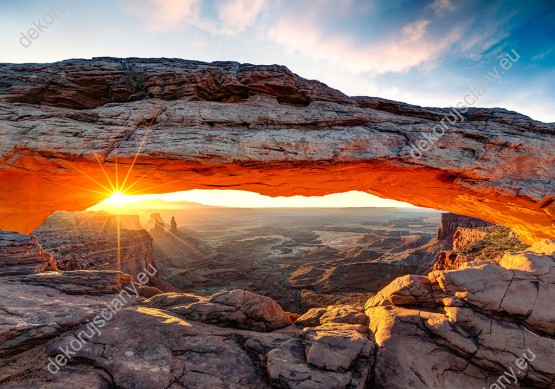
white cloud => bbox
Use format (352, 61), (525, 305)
(429, 0), (457, 16)
(123, 0), (265, 35)
(216, 0), (266, 35)
(267, 17), (463, 75)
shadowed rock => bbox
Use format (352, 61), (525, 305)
(0, 231), (57, 276)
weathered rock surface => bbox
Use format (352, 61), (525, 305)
(365, 239), (555, 388)
(0, 271), (137, 358)
(247, 319), (374, 388)
(10, 270), (133, 295)
(0, 231), (57, 275)
(142, 291), (202, 308)
(2, 228), (555, 388)
(1, 58), (554, 243)
(168, 289), (293, 331)
(296, 304), (368, 327)
(300, 321), (373, 374)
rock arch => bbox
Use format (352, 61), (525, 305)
(1, 58), (554, 242)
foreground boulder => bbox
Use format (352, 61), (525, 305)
(149, 289), (293, 331)
(365, 239), (555, 388)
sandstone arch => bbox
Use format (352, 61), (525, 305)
(1, 58), (554, 242)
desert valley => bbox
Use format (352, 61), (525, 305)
(35, 206), (446, 312)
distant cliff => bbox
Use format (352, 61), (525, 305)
(74, 213), (142, 230)
(35, 211), (155, 281)
(437, 213), (494, 246)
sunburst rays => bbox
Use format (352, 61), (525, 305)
(61, 115), (205, 274)
(65, 122), (161, 273)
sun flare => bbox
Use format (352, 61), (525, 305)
(106, 192), (129, 206)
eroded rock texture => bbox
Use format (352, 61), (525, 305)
(0, 230), (57, 275)
(0, 58), (554, 242)
(437, 212), (494, 245)
(366, 239), (555, 388)
(1, 229), (555, 388)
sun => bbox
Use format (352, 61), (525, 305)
(106, 192), (129, 206)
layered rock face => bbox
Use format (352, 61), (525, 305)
(34, 211), (156, 280)
(0, 230), (57, 275)
(437, 212), (494, 245)
(366, 240), (555, 388)
(0, 231), (140, 359)
(1, 58), (555, 242)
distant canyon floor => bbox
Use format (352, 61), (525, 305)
(35, 207), (444, 312)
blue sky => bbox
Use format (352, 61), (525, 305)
(1, 0), (554, 208)
(1, 0), (554, 122)
(0, 0), (555, 122)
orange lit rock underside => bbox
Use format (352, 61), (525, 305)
(0, 58), (554, 241)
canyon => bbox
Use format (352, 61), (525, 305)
(34, 206), (444, 312)
(1, 221), (554, 388)
(1, 58), (554, 388)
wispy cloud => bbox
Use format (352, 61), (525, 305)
(122, 0), (204, 32)
(267, 16), (463, 75)
(428, 0), (457, 16)
(122, 0), (265, 35)
(532, 49), (553, 61)
(216, 0), (266, 35)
